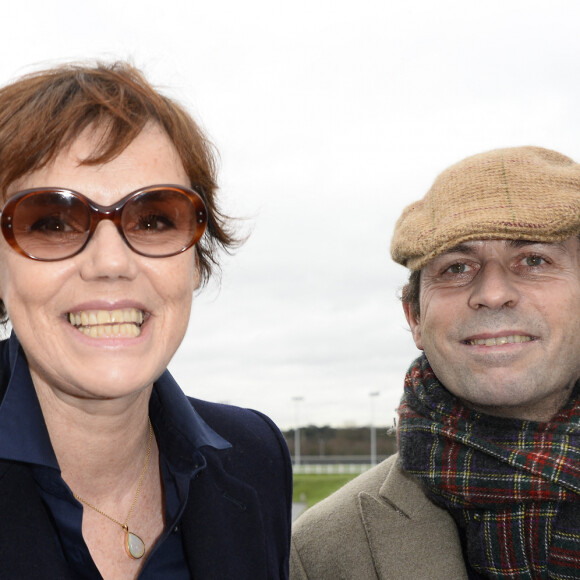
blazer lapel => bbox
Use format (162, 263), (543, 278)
(181, 459), (268, 579)
(0, 461), (73, 579)
(358, 458), (468, 580)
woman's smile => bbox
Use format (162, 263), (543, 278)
(68, 308), (145, 338)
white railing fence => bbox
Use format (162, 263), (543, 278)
(292, 463), (371, 475)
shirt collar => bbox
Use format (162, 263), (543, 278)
(149, 368), (231, 453)
(0, 332), (230, 471)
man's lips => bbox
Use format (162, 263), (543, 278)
(462, 334), (536, 346)
(67, 308), (145, 339)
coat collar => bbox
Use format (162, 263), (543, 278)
(358, 455), (468, 580)
(181, 447), (268, 579)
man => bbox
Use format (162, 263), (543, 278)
(291, 146), (580, 579)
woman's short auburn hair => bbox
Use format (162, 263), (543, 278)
(0, 60), (236, 319)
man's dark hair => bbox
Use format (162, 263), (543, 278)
(402, 270), (421, 320)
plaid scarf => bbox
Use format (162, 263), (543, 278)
(397, 355), (580, 580)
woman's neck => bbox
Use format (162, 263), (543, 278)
(33, 380), (154, 500)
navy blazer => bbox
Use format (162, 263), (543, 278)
(0, 397), (292, 579)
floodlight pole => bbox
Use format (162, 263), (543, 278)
(292, 396), (304, 466)
(369, 391), (380, 466)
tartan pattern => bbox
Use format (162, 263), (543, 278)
(397, 355), (580, 579)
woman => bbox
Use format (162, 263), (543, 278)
(0, 62), (292, 579)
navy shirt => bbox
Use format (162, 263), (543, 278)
(0, 332), (231, 579)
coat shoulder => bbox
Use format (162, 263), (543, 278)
(189, 397), (285, 447)
(187, 397), (292, 496)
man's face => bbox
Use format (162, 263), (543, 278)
(403, 238), (580, 421)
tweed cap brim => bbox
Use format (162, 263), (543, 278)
(390, 146), (580, 271)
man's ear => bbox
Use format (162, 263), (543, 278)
(402, 301), (424, 351)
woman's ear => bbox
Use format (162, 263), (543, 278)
(193, 252), (202, 291)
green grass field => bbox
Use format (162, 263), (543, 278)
(293, 473), (359, 508)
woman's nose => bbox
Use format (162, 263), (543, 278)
(78, 221), (139, 281)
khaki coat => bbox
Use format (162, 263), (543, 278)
(291, 454), (468, 579)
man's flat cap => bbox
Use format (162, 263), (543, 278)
(391, 146), (580, 270)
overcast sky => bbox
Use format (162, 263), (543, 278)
(2, 1), (580, 429)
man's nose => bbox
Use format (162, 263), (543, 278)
(467, 261), (519, 310)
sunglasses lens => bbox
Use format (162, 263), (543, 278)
(9, 191), (90, 260)
(122, 188), (206, 257)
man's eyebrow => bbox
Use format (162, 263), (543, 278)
(442, 240), (557, 256)
(441, 243), (477, 256)
(506, 239), (543, 248)
(504, 239), (570, 252)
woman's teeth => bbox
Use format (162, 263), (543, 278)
(68, 308), (144, 338)
(468, 335), (533, 346)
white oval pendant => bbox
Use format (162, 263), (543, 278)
(125, 530), (146, 559)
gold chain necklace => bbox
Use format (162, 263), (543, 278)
(73, 418), (153, 560)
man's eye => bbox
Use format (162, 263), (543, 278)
(524, 255), (545, 267)
(446, 263), (468, 274)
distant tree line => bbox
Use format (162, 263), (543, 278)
(283, 425), (397, 457)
